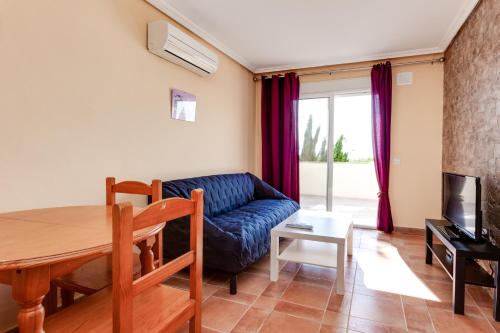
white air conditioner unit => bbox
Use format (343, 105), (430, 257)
(147, 20), (218, 76)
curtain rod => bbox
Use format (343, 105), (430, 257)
(253, 57), (445, 81)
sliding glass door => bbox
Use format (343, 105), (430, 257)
(332, 93), (377, 227)
(298, 81), (377, 227)
(298, 97), (332, 211)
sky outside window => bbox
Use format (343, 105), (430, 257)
(298, 94), (372, 161)
(334, 94), (372, 160)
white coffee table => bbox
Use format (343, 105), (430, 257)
(270, 210), (353, 294)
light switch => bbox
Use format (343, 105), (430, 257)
(393, 158), (401, 165)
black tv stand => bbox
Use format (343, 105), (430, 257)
(426, 219), (500, 321)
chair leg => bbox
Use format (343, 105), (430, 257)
(189, 314), (201, 333)
(60, 289), (75, 308)
(152, 232), (163, 268)
(229, 274), (237, 295)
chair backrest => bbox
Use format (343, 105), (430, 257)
(106, 177), (162, 206)
(112, 189), (204, 333)
(107, 177), (164, 272)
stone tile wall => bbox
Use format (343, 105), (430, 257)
(443, 0), (500, 241)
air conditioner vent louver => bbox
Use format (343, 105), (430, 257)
(148, 20), (218, 76)
(164, 50), (211, 75)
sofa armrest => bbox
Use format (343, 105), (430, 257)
(247, 173), (293, 201)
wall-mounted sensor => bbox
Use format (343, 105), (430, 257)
(397, 72), (413, 86)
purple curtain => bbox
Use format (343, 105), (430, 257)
(261, 72), (300, 203)
(371, 62), (393, 233)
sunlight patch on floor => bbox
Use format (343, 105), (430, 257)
(356, 243), (440, 302)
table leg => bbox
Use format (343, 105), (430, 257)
(270, 232), (279, 282)
(453, 256), (465, 315)
(347, 225), (353, 256)
(11, 266), (50, 333)
(336, 240), (345, 295)
(138, 236), (156, 275)
(426, 225), (433, 265)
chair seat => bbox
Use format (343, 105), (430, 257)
(45, 284), (194, 332)
(53, 253), (141, 295)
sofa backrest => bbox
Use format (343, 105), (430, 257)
(161, 173), (255, 218)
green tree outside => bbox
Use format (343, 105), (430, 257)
(300, 115), (321, 161)
(317, 138), (327, 162)
(300, 115), (350, 163)
(333, 135), (349, 162)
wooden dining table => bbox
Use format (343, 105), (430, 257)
(0, 205), (164, 333)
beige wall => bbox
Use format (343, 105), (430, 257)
(255, 54), (444, 229)
(390, 56), (443, 229)
(0, 0), (254, 330)
(0, 0), (255, 211)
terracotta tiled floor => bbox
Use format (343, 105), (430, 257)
(171, 229), (498, 333)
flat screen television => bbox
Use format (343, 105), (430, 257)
(442, 172), (482, 241)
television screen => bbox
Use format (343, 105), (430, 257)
(442, 173), (480, 239)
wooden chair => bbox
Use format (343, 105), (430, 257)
(49, 177), (163, 310)
(45, 189), (204, 333)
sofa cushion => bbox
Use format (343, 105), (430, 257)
(210, 199), (299, 268)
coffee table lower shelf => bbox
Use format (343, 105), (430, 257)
(270, 210), (353, 295)
(277, 239), (338, 268)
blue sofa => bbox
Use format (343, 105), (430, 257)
(161, 173), (299, 293)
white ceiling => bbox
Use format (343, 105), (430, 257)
(147, 0), (478, 73)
